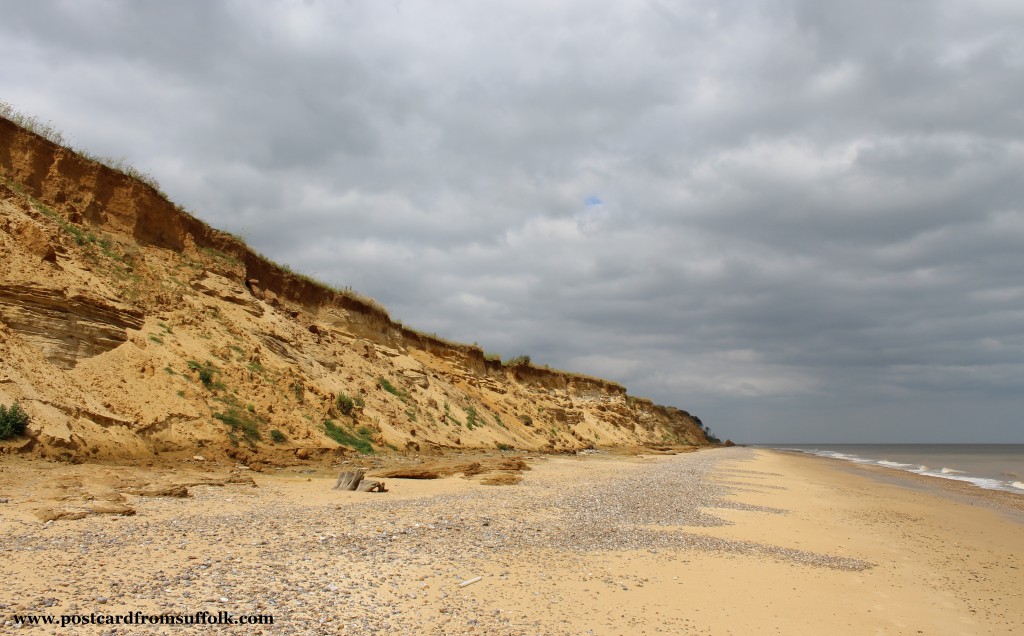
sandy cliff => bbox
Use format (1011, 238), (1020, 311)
(0, 116), (711, 463)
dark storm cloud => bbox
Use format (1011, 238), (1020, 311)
(2, 0), (1023, 441)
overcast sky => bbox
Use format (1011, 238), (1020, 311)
(3, 0), (1023, 443)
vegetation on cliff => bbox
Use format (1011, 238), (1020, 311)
(0, 402), (30, 440)
(0, 105), (713, 461)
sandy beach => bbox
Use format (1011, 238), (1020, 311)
(2, 447), (1022, 635)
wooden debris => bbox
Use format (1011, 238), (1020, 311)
(333, 469), (365, 491)
(333, 469), (387, 493)
(371, 457), (531, 481)
(356, 480), (387, 493)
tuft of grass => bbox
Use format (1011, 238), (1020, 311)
(78, 150), (163, 191)
(443, 400), (461, 427)
(0, 101), (68, 145)
(519, 414), (534, 427)
(270, 429), (286, 443)
(147, 334), (164, 345)
(213, 406), (263, 442)
(96, 234), (120, 261)
(465, 406), (481, 430)
(323, 419), (375, 454)
(378, 377), (409, 403)
(187, 360), (219, 389)
(0, 402), (31, 439)
(336, 392), (355, 416)
(21, 193), (91, 246)
(505, 355), (531, 367)
(496, 442), (514, 451)
(199, 246), (240, 266)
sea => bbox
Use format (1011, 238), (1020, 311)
(761, 444), (1024, 494)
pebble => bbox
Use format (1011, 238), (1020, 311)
(0, 448), (869, 635)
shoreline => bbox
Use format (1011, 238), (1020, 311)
(768, 447), (1024, 518)
(2, 447), (1023, 634)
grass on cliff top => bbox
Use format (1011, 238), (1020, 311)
(268, 258), (390, 316)
(2, 101), (389, 318)
(1, 100), (162, 192)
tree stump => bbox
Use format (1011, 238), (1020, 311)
(333, 469), (365, 491)
(334, 469), (387, 492)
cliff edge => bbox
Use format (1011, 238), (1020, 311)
(0, 116), (712, 463)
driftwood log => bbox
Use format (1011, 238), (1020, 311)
(355, 480), (387, 492)
(333, 469), (387, 493)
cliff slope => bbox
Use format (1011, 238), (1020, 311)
(0, 116), (711, 463)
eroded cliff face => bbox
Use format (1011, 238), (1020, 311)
(0, 117), (711, 462)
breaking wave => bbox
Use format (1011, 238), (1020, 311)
(779, 447), (1024, 494)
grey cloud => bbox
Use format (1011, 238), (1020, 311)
(3, 0), (1023, 442)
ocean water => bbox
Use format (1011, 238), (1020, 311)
(764, 444), (1024, 494)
